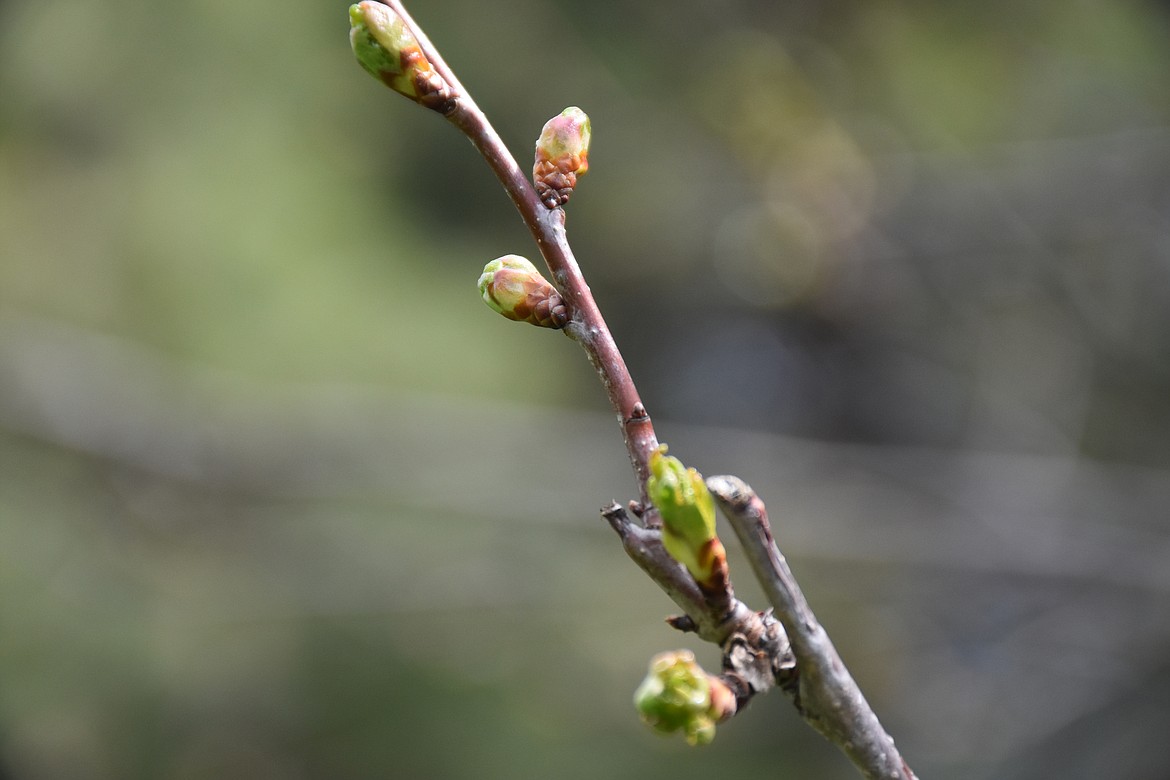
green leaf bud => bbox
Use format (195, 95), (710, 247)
(633, 650), (718, 746)
(646, 445), (725, 587)
(534, 107), (592, 208)
(349, 2), (456, 114)
(478, 255), (568, 329)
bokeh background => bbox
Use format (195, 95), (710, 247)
(3, 0), (1170, 777)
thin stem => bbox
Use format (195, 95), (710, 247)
(602, 503), (756, 645)
(383, 0), (659, 502)
(708, 475), (918, 780)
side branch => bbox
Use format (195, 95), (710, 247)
(707, 475), (917, 780)
(602, 502), (754, 645)
(381, 0), (659, 499)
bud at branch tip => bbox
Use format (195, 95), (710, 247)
(646, 445), (725, 588)
(349, 2), (456, 114)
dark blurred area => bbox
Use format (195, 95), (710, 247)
(2, 0), (1169, 777)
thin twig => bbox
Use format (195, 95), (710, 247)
(708, 475), (918, 780)
(383, 0), (660, 503)
(602, 502), (756, 645)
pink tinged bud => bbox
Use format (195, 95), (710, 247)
(534, 107), (592, 209)
(478, 255), (568, 329)
(349, 2), (456, 114)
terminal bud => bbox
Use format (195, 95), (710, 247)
(646, 445), (726, 589)
(349, 2), (456, 114)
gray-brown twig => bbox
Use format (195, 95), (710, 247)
(709, 475), (917, 780)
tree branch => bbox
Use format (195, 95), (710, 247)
(352, 3), (917, 776)
(381, 0), (660, 503)
(708, 475), (917, 780)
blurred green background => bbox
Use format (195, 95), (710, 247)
(3, 0), (1170, 777)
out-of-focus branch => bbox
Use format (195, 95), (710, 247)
(708, 475), (917, 780)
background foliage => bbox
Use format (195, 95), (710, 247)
(2, 0), (1170, 777)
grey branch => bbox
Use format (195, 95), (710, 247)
(602, 502), (755, 646)
(708, 475), (918, 780)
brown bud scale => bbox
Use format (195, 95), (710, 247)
(534, 157), (584, 208)
(516, 289), (568, 329)
(403, 50), (456, 114)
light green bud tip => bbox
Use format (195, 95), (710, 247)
(349, 0), (457, 114)
(478, 255), (537, 317)
(633, 650), (717, 746)
(349, 2), (415, 92)
(646, 445), (718, 582)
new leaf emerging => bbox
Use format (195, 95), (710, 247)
(646, 445), (724, 587)
(633, 650), (719, 745)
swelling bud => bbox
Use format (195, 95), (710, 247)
(534, 107), (591, 208)
(633, 650), (720, 745)
(478, 255), (568, 329)
(349, 2), (456, 113)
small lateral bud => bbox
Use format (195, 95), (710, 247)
(534, 107), (592, 209)
(646, 445), (725, 588)
(478, 255), (568, 329)
(633, 650), (720, 746)
(666, 614), (698, 633)
(349, 2), (456, 114)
